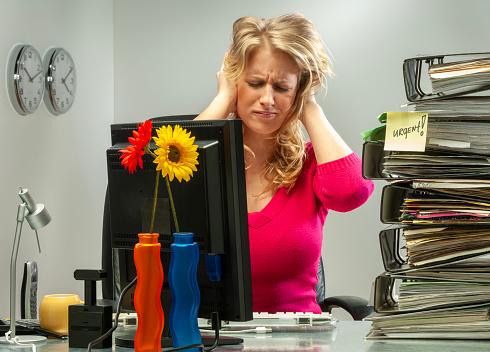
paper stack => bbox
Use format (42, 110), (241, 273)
(362, 52), (490, 340)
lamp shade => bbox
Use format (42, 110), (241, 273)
(25, 204), (51, 230)
(18, 188), (51, 230)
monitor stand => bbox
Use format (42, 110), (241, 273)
(115, 333), (243, 348)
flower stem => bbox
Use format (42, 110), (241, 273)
(144, 145), (158, 160)
(165, 175), (180, 233)
(150, 171), (160, 234)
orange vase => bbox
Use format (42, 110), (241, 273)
(134, 233), (164, 352)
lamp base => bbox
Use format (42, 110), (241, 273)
(0, 335), (47, 344)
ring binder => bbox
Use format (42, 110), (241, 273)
(379, 226), (490, 273)
(403, 52), (490, 103)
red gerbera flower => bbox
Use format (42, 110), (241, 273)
(119, 120), (153, 173)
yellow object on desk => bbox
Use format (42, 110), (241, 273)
(39, 294), (83, 335)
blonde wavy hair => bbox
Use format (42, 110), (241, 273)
(224, 13), (333, 193)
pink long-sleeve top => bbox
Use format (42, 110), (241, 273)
(248, 142), (374, 313)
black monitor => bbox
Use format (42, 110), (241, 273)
(105, 117), (252, 345)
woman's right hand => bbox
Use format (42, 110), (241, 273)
(195, 54), (237, 121)
(216, 56), (238, 116)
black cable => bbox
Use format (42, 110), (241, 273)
(200, 255), (222, 351)
(202, 315), (220, 351)
(203, 327), (219, 352)
(203, 280), (221, 351)
(86, 275), (137, 352)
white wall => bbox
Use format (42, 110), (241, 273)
(114, 0), (490, 318)
(0, 0), (114, 318)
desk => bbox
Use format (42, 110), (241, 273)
(1, 322), (489, 352)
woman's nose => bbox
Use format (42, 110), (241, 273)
(259, 85), (274, 107)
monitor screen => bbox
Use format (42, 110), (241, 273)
(105, 118), (253, 332)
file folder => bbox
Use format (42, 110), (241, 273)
(362, 141), (490, 180)
(373, 273), (490, 314)
(403, 52), (490, 103)
(379, 226), (490, 273)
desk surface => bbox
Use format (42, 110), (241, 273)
(1, 321), (490, 352)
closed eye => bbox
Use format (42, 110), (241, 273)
(247, 81), (263, 88)
(274, 85), (290, 92)
(247, 81), (292, 92)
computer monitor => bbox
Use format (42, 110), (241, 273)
(105, 117), (253, 343)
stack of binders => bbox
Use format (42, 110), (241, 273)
(362, 52), (490, 340)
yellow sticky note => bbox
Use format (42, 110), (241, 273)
(384, 112), (428, 151)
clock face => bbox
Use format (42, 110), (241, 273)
(44, 48), (77, 115)
(7, 45), (45, 115)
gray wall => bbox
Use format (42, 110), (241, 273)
(1, 0), (489, 321)
(0, 0), (113, 318)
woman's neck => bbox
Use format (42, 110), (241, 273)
(243, 127), (275, 165)
(243, 127), (277, 212)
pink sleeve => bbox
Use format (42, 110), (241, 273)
(313, 153), (374, 212)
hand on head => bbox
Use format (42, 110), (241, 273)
(195, 53), (238, 121)
(300, 89), (319, 125)
(216, 53), (238, 117)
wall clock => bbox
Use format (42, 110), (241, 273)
(44, 48), (77, 115)
(7, 44), (45, 115)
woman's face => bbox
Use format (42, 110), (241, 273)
(236, 45), (299, 138)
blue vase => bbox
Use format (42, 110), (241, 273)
(169, 232), (201, 351)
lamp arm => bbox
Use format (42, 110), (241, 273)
(34, 231), (42, 254)
(10, 203), (26, 338)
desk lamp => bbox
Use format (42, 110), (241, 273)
(0, 188), (51, 344)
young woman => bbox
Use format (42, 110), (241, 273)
(196, 13), (374, 313)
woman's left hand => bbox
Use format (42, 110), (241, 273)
(300, 90), (319, 126)
(300, 91), (353, 164)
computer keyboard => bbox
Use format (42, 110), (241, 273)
(199, 312), (337, 333)
(14, 318), (41, 327)
(0, 318), (68, 339)
(0, 318), (37, 333)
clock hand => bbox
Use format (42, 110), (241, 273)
(61, 67), (74, 94)
(23, 67), (33, 82)
(30, 69), (43, 81)
(63, 67), (73, 82)
(63, 80), (72, 95)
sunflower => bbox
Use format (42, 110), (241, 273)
(153, 125), (199, 182)
(119, 120), (153, 173)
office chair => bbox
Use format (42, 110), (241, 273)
(315, 257), (373, 320)
(101, 114), (373, 321)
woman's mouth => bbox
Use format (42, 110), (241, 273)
(254, 110), (277, 119)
